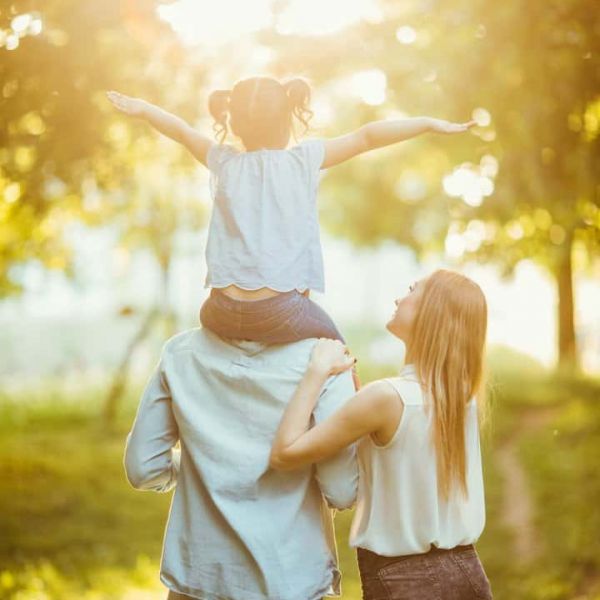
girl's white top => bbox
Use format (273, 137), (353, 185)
(205, 140), (326, 293)
(349, 364), (486, 556)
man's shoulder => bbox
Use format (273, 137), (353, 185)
(261, 337), (317, 360)
(162, 327), (215, 356)
(161, 328), (318, 363)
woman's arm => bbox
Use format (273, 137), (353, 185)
(106, 91), (213, 166)
(321, 116), (476, 169)
(269, 340), (400, 471)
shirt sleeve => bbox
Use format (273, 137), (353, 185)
(299, 138), (326, 172)
(123, 353), (180, 493)
(206, 143), (239, 173)
(311, 370), (359, 510)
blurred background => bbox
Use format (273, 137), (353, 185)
(1, 0), (599, 598)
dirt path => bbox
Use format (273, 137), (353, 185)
(495, 407), (557, 564)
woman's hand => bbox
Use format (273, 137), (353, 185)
(428, 118), (476, 134)
(308, 339), (356, 377)
(106, 90), (147, 118)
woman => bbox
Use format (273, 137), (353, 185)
(270, 269), (493, 599)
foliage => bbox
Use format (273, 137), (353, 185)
(0, 0), (208, 296)
(2, 0), (598, 365)
(1, 351), (599, 599)
(265, 0), (600, 366)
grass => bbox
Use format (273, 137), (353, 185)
(514, 378), (600, 599)
(1, 349), (599, 599)
(0, 386), (170, 599)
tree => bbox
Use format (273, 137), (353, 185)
(262, 0), (599, 369)
(102, 142), (207, 425)
(0, 0), (208, 294)
(2, 0), (213, 419)
(434, 0), (600, 369)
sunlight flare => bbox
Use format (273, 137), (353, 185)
(158, 0), (382, 45)
(157, 0), (272, 46)
(350, 69), (387, 106)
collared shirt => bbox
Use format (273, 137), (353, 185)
(205, 140), (326, 293)
(124, 328), (358, 600)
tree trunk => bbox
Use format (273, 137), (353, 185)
(103, 308), (158, 427)
(158, 251), (177, 339)
(556, 232), (578, 371)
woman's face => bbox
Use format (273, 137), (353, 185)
(386, 279), (425, 342)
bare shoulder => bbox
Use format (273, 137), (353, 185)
(359, 379), (402, 411)
(366, 378), (399, 394)
(360, 379), (404, 445)
(327, 378), (402, 439)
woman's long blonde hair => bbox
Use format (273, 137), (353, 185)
(407, 270), (488, 501)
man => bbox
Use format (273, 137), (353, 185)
(124, 327), (358, 600)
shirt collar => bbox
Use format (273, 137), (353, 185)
(205, 329), (268, 357)
(401, 363), (416, 375)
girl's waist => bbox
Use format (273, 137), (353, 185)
(213, 284), (309, 301)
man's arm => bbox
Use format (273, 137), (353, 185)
(309, 370), (360, 510)
(321, 116), (476, 169)
(124, 356), (180, 492)
(106, 91), (213, 166)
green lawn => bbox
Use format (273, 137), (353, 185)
(1, 351), (599, 599)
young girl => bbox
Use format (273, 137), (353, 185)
(270, 269), (493, 600)
(107, 78), (474, 377)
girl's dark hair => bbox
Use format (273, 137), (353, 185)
(207, 76), (314, 147)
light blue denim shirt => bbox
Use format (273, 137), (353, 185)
(124, 328), (358, 600)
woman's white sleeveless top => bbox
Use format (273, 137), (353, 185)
(349, 364), (486, 556)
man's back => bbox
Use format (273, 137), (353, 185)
(124, 328), (358, 600)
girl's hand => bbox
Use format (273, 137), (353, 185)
(428, 118), (476, 134)
(308, 339), (356, 377)
(106, 90), (146, 118)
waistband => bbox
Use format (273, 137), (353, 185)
(425, 543), (474, 555)
(210, 287), (303, 312)
(358, 543), (475, 562)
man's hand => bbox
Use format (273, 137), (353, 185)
(309, 339), (356, 377)
(106, 90), (147, 118)
(428, 118), (477, 134)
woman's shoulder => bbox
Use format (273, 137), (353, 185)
(347, 380), (402, 421)
(360, 379), (410, 414)
(364, 379), (402, 400)
(379, 371), (424, 407)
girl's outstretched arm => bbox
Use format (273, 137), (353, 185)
(106, 91), (213, 166)
(321, 116), (476, 169)
(269, 339), (401, 471)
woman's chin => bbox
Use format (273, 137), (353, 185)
(386, 321), (405, 341)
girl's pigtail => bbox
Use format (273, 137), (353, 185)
(208, 89), (231, 143)
(283, 78), (313, 134)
